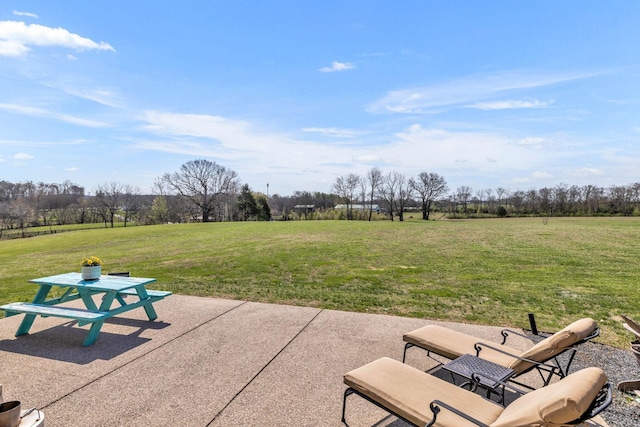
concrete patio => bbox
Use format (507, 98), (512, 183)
(0, 295), (609, 426)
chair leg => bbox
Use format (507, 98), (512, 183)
(402, 343), (414, 363)
(342, 388), (354, 425)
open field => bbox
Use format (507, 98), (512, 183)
(1, 217), (639, 347)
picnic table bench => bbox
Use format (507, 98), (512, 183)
(0, 272), (171, 346)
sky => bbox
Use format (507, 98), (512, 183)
(1, 1), (639, 197)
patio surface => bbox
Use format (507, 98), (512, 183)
(0, 295), (609, 426)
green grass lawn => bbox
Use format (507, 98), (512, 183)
(1, 217), (639, 347)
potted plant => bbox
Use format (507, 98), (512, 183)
(81, 256), (103, 280)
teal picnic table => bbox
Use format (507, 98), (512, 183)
(0, 272), (171, 346)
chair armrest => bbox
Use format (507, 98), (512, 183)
(469, 372), (529, 397)
(500, 326), (600, 346)
(500, 328), (547, 345)
(474, 342), (561, 374)
(570, 383), (612, 424)
(583, 327), (600, 342)
(425, 400), (490, 427)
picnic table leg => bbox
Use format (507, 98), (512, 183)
(134, 286), (158, 321)
(15, 284), (52, 336)
(81, 291), (118, 346)
(77, 290), (101, 327)
(83, 322), (104, 346)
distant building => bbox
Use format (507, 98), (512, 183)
(334, 204), (381, 214)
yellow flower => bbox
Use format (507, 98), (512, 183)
(81, 256), (104, 267)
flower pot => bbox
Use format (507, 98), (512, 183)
(81, 266), (102, 280)
(0, 400), (20, 427)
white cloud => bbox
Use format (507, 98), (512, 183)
(302, 127), (364, 138)
(0, 102), (108, 127)
(368, 70), (599, 114)
(13, 11), (39, 19)
(137, 111), (378, 189)
(13, 152), (33, 160)
(136, 111), (606, 194)
(0, 39), (29, 56)
(0, 138), (91, 147)
(65, 167), (79, 172)
(353, 154), (382, 163)
(139, 111), (331, 161)
(566, 167), (604, 178)
(0, 21), (116, 57)
(515, 136), (547, 147)
(319, 61), (356, 73)
(469, 100), (551, 110)
(61, 86), (125, 108)
(388, 124), (539, 170)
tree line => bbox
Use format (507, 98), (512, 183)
(2, 159), (640, 235)
(328, 167), (640, 221)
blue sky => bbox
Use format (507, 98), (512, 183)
(1, 2), (639, 196)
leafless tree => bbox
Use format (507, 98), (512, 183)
(608, 185), (633, 215)
(510, 190), (525, 214)
(380, 171), (403, 221)
(162, 159), (240, 222)
(121, 185), (143, 226)
(409, 172), (448, 220)
(552, 183), (569, 214)
(456, 186), (473, 214)
(10, 198), (32, 234)
(484, 188), (495, 213)
(366, 167), (383, 221)
(496, 187), (509, 210)
(94, 182), (125, 228)
(333, 173), (361, 220)
(474, 189), (485, 213)
(395, 173), (412, 221)
(358, 175), (368, 220)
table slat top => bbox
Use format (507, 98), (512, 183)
(29, 272), (156, 292)
(443, 353), (514, 388)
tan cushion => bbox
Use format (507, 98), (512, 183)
(403, 325), (521, 368)
(510, 318), (597, 373)
(491, 367), (607, 427)
(344, 357), (503, 427)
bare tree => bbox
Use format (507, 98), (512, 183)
(10, 198), (32, 235)
(121, 185), (143, 226)
(366, 167), (382, 221)
(333, 173), (361, 220)
(474, 189), (485, 213)
(496, 187), (509, 211)
(510, 190), (525, 214)
(484, 188), (495, 213)
(608, 185), (633, 216)
(380, 171), (403, 221)
(162, 159), (240, 222)
(396, 173), (412, 221)
(358, 175), (368, 220)
(94, 182), (125, 228)
(409, 172), (448, 220)
(456, 186), (473, 214)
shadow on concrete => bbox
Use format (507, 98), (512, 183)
(0, 318), (171, 364)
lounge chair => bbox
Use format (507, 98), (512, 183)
(342, 357), (611, 427)
(402, 318), (599, 387)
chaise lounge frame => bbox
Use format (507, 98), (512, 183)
(402, 318), (600, 388)
(342, 357), (611, 427)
